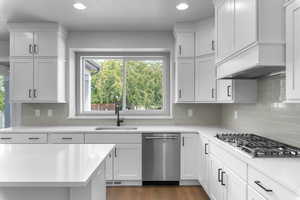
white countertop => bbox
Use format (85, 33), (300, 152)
(1, 125), (300, 195)
(0, 144), (114, 187)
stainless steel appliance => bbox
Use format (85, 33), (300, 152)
(142, 133), (180, 185)
(216, 133), (300, 158)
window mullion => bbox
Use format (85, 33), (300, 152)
(122, 58), (127, 111)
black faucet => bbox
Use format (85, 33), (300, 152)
(115, 102), (124, 126)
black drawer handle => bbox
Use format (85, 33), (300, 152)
(28, 137), (40, 140)
(255, 181), (273, 192)
(221, 171), (226, 186)
(62, 137), (73, 140)
(1, 137), (12, 140)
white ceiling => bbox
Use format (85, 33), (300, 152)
(0, 0), (214, 40)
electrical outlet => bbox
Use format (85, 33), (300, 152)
(47, 109), (53, 117)
(187, 109), (193, 117)
(35, 109), (40, 117)
(234, 110), (238, 120)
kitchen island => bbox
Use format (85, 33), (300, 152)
(0, 144), (114, 200)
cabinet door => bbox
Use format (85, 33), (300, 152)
(34, 58), (58, 102)
(209, 155), (223, 200)
(34, 32), (58, 57)
(223, 167), (247, 200)
(11, 32), (34, 57)
(10, 59), (34, 102)
(181, 134), (199, 180)
(235, 0), (257, 51)
(105, 151), (114, 180)
(216, 0), (235, 59)
(199, 136), (210, 193)
(286, 0), (300, 100)
(176, 33), (195, 57)
(196, 18), (215, 56)
(217, 80), (233, 102)
(195, 57), (216, 102)
(248, 186), (266, 200)
(176, 59), (195, 102)
(114, 144), (142, 180)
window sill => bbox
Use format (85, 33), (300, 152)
(67, 115), (174, 120)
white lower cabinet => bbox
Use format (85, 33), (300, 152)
(180, 133), (199, 180)
(199, 135), (210, 193)
(222, 166), (247, 200)
(48, 133), (84, 144)
(0, 134), (47, 144)
(85, 134), (142, 184)
(209, 155), (223, 200)
(114, 144), (142, 180)
(207, 142), (247, 200)
(248, 186), (266, 200)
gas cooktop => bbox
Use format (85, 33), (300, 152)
(216, 133), (300, 158)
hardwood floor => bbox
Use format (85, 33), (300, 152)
(107, 186), (209, 200)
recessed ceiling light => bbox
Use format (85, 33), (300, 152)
(73, 2), (87, 10)
(176, 2), (189, 10)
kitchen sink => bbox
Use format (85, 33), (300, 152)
(95, 127), (138, 131)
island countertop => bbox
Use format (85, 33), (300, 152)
(0, 144), (115, 187)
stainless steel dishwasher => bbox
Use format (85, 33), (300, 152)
(142, 133), (180, 185)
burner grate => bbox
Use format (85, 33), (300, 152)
(216, 133), (300, 158)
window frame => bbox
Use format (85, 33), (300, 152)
(75, 51), (171, 118)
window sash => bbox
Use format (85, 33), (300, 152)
(76, 52), (170, 116)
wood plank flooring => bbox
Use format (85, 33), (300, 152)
(107, 186), (209, 200)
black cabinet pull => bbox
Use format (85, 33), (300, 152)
(182, 136), (185, 146)
(62, 137), (73, 140)
(227, 85), (232, 97)
(0, 137), (12, 140)
(221, 171), (226, 186)
(218, 168), (222, 182)
(204, 143), (208, 155)
(115, 148), (117, 157)
(211, 40), (215, 51)
(255, 181), (273, 192)
(28, 137), (40, 140)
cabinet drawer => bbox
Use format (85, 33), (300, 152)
(48, 134), (84, 144)
(248, 166), (298, 200)
(0, 134), (47, 144)
(85, 134), (141, 144)
(210, 142), (247, 180)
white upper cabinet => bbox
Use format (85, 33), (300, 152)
(33, 31), (59, 57)
(176, 32), (195, 58)
(217, 80), (257, 103)
(11, 32), (34, 57)
(195, 18), (215, 56)
(8, 23), (66, 103)
(176, 58), (195, 102)
(10, 59), (34, 101)
(286, 0), (300, 102)
(216, 0), (235, 60)
(214, 0), (285, 79)
(195, 57), (216, 102)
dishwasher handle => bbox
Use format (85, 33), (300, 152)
(144, 136), (178, 140)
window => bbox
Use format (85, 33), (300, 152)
(0, 66), (10, 128)
(76, 52), (170, 117)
